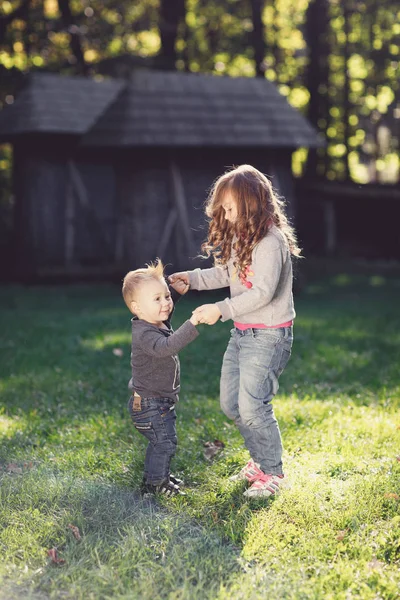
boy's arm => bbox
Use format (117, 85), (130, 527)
(138, 321), (199, 358)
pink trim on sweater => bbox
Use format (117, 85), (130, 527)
(234, 320), (293, 330)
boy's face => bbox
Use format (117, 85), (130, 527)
(131, 278), (173, 326)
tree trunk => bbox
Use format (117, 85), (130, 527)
(57, 0), (87, 75)
(158, 0), (186, 70)
(343, 1), (351, 180)
(304, 0), (330, 179)
(250, 0), (266, 77)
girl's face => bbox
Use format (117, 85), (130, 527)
(221, 192), (238, 223)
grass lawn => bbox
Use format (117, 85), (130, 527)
(0, 262), (400, 599)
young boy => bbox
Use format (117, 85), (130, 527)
(122, 259), (199, 497)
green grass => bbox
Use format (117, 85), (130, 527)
(1, 265), (400, 599)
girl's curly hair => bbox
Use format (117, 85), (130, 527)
(201, 165), (301, 277)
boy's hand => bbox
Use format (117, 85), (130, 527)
(170, 277), (190, 295)
(192, 304), (221, 325)
(190, 314), (200, 326)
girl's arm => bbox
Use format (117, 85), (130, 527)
(189, 266), (230, 290)
(169, 267), (230, 291)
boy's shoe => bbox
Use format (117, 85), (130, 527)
(142, 474), (184, 489)
(142, 479), (186, 497)
(243, 473), (286, 498)
(170, 474), (184, 487)
(229, 459), (263, 482)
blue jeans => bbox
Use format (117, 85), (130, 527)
(128, 396), (177, 485)
(220, 326), (293, 475)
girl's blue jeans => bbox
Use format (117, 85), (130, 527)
(220, 326), (293, 475)
(128, 396), (177, 485)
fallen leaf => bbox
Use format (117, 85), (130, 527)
(336, 529), (349, 541)
(203, 439), (225, 461)
(6, 463), (22, 474)
(113, 348), (123, 357)
(384, 493), (399, 500)
(368, 558), (385, 570)
(67, 524), (81, 541)
(47, 548), (65, 565)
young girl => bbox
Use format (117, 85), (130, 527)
(169, 164), (300, 498)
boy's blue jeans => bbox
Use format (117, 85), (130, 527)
(220, 326), (293, 476)
(128, 396), (177, 485)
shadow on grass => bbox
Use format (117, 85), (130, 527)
(0, 467), (245, 599)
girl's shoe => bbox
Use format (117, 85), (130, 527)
(229, 459), (263, 482)
(243, 473), (286, 498)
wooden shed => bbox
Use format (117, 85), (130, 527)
(0, 70), (320, 278)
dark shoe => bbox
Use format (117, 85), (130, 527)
(142, 479), (186, 497)
(142, 474), (184, 489)
(170, 474), (184, 487)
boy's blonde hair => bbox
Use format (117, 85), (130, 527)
(122, 259), (165, 311)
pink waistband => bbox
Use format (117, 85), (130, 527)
(234, 320), (293, 330)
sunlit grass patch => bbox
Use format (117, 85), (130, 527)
(0, 271), (399, 599)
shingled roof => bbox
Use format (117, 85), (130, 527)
(0, 73), (123, 138)
(0, 70), (320, 148)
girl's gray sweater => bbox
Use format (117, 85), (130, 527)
(188, 226), (295, 326)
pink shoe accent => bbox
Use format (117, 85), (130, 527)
(229, 460), (263, 482)
(243, 473), (286, 498)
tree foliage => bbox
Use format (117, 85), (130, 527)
(0, 0), (399, 184)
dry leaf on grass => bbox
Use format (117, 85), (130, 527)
(368, 558), (385, 570)
(336, 529), (349, 541)
(6, 463), (22, 474)
(67, 524), (81, 540)
(203, 439), (225, 461)
(47, 548), (65, 565)
(384, 493), (399, 500)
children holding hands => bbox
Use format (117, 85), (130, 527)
(123, 164), (299, 500)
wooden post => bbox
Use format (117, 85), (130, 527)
(69, 161), (113, 254)
(157, 207), (178, 258)
(169, 159), (196, 258)
(65, 161), (75, 268)
(323, 199), (336, 255)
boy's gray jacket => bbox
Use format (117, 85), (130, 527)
(129, 318), (198, 402)
(188, 226), (295, 326)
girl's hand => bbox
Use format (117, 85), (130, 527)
(169, 278), (190, 295)
(192, 304), (221, 325)
(169, 272), (190, 286)
(189, 313), (200, 326)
